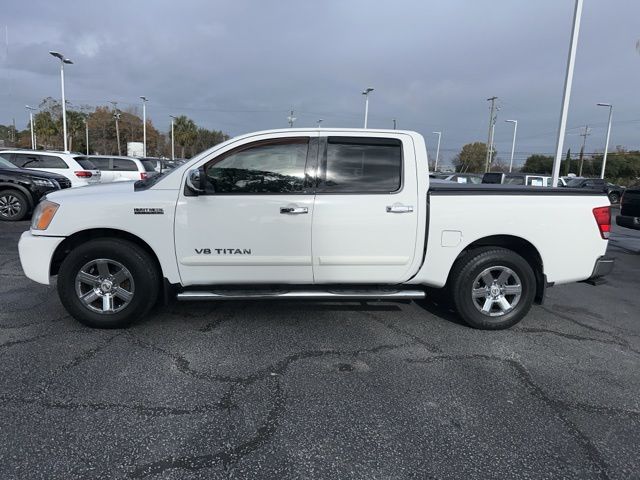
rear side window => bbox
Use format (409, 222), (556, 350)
(112, 159), (137, 171)
(75, 158), (97, 169)
(319, 137), (402, 193)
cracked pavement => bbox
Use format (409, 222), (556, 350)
(1, 219), (639, 479)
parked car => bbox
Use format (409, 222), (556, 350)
(0, 150), (101, 187)
(444, 173), (482, 184)
(19, 129), (612, 330)
(616, 185), (640, 230)
(564, 177), (624, 203)
(0, 155), (71, 221)
(76, 156), (158, 182)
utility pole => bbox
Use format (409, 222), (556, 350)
(287, 108), (296, 128)
(485, 96), (498, 172)
(578, 125), (590, 177)
(111, 101), (121, 156)
(432, 131), (442, 172)
(169, 115), (176, 160)
(505, 119), (518, 173)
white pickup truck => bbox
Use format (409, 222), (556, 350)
(18, 129), (614, 330)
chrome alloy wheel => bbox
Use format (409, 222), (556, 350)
(0, 194), (21, 218)
(471, 266), (522, 317)
(74, 259), (135, 314)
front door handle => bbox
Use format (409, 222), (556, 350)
(280, 206), (309, 214)
(386, 204), (413, 213)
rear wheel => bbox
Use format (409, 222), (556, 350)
(450, 247), (536, 330)
(0, 189), (29, 221)
(57, 238), (160, 328)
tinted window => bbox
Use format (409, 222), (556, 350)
(141, 160), (157, 172)
(504, 176), (525, 185)
(75, 158), (97, 169)
(204, 138), (309, 194)
(112, 159), (137, 171)
(13, 153), (67, 169)
(320, 137), (402, 193)
(566, 178), (584, 187)
(82, 157), (110, 169)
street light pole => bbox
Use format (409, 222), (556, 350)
(84, 117), (89, 155)
(49, 51), (73, 152)
(140, 96), (148, 157)
(505, 119), (518, 173)
(551, 0), (583, 188)
(25, 105), (36, 149)
(432, 131), (441, 172)
(110, 101), (121, 156)
(169, 115), (176, 160)
(597, 103), (613, 179)
(362, 87), (374, 128)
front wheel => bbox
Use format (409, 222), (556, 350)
(450, 247), (536, 330)
(57, 238), (160, 328)
(0, 189), (29, 221)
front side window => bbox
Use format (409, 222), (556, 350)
(203, 138), (309, 194)
(319, 137), (402, 193)
(36, 155), (68, 168)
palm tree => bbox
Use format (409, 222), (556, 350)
(173, 115), (197, 158)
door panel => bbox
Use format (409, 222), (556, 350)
(312, 135), (419, 284)
(175, 135), (318, 286)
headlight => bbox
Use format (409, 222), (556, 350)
(31, 200), (60, 231)
(32, 178), (55, 188)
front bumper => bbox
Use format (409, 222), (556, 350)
(18, 231), (65, 285)
(616, 214), (640, 230)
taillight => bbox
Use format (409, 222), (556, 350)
(75, 170), (93, 178)
(592, 206), (611, 239)
(140, 172), (148, 180)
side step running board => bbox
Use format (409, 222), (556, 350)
(176, 289), (425, 301)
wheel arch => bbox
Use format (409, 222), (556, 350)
(450, 234), (547, 304)
(50, 228), (163, 278)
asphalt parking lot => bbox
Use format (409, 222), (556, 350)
(1, 218), (639, 480)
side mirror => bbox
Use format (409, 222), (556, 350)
(185, 167), (207, 195)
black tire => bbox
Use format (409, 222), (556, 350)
(449, 247), (536, 330)
(608, 192), (620, 204)
(0, 189), (30, 221)
(57, 238), (160, 328)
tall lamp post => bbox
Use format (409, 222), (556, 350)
(432, 131), (441, 172)
(551, 0), (583, 187)
(49, 51), (73, 152)
(169, 115), (176, 160)
(505, 119), (518, 173)
(140, 96), (148, 157)
(25, 105), (36, 149)
(362, 87), (374, 128)
(597, 103), (613, 179)
(84, 117), (89, 154)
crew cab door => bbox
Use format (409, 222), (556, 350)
(312, 134), (420, 283)
(174, 134), (318, 285)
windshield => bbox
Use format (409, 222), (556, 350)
(0, 156), (16, 169)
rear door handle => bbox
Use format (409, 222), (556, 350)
(280, 206), (309, 214)
(386, 204), (413, 213)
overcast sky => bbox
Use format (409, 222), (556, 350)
(1, 0), (639, 166)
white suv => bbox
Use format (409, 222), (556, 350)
(1, 150), (101, 187)
(77, 156), (158, 182)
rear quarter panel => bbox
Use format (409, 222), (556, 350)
(409, 193), (610, 287)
